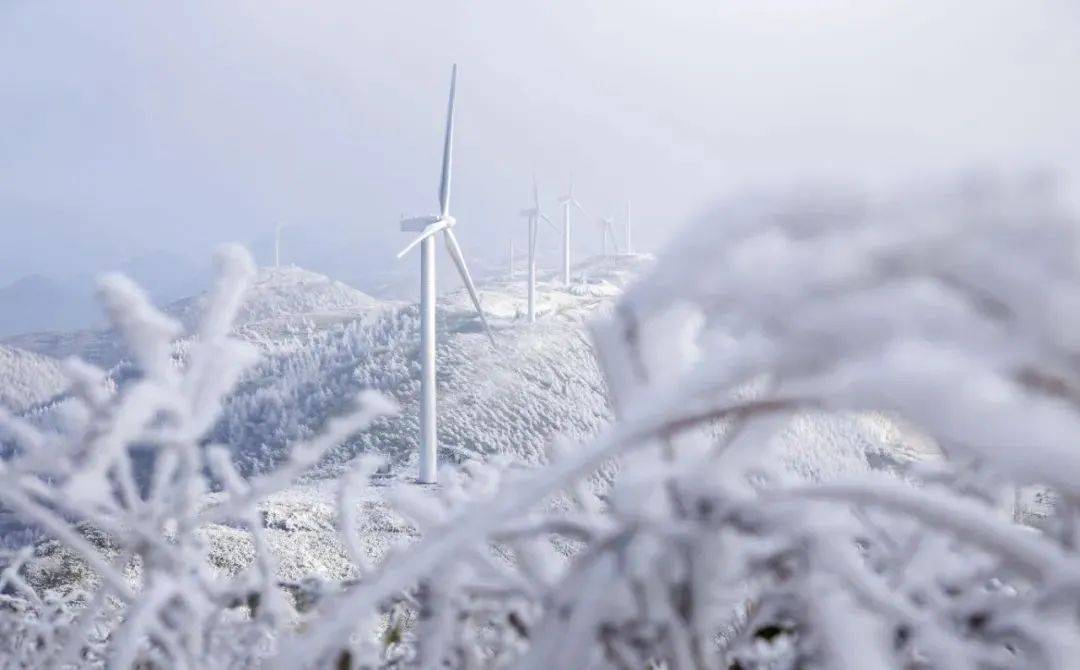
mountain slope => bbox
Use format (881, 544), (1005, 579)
(213, 261), (633, 477)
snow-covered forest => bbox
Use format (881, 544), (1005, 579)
(0, 178), (1078, 667)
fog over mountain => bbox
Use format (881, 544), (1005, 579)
(2, 1), (1078, 338)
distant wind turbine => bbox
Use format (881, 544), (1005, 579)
(520, 175), (557, 323)
(396, 64), (495, 484)
(556, 175), (587, 284)
(274, 223), (284, 268)
(598, 215), (619, 256)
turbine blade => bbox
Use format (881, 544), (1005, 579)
(443, 228), (496, 347)
(438, 65), (457, 218)
(396, 218), (450, 258)
(573, 199), (588, 216)
(532, 173), (540, 210)
(606, 221), (620, 251)
(539, 211), (559, 233)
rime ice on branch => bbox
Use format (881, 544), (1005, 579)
(292, 178), (1080, 668)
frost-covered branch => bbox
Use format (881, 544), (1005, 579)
(6, 178), (1080, 669)
(0, 246), (393, 667)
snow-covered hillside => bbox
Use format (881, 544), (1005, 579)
(8, 253), (947, 597)
(0, 344), (68, 413)
(212, 258), (652, 477)
(170, 265), (383, 332)
(4, 258), (642, 476)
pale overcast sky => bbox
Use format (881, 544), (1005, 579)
(1, 0), (1078, 288)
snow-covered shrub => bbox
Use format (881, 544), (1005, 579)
(281, 176), (1080, 669)
(0, 246), (395, 667)
(4, 176), (1080, 669)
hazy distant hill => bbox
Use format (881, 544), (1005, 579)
(0, 250), (209, 338)
(3, 265), (384, 368)
(0, 275), (98, 337)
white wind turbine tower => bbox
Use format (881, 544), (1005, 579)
(396, 64), (495, 484)
(520, 176), (557, 323)
(556, 175), (587, 285)
(274, 223), (284, 268)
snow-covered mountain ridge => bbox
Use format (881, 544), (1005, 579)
(3, 259), (636, 475)
(214, 256), (652, 477)
(3, 266), (386, 367)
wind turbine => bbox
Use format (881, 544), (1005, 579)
(520, 176), (557, 323)
(556, 175), (587, 285)
(396, 64), (495, 484)
(598, 215), (619, 257)
(508, 239), (516, 280)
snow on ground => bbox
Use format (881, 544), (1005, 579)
(0, 343), (68, 413)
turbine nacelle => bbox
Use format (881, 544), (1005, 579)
(558, 195), (588, 215)
(522, 208), (557, 231)
(521, 179), (557, 232)
(397, 216), (456, 258)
